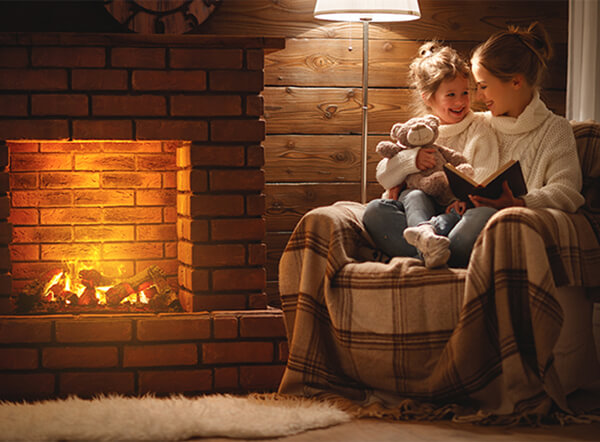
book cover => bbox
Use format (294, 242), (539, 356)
(443, 160), (527, 201)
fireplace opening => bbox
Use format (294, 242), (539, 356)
(8, 140), (183, 314)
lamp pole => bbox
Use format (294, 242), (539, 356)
(312, 1), (421, 203)
(360, 18), (370, 204)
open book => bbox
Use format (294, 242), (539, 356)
(443, 160), (527, 201)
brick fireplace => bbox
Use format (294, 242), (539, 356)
(0, 32), (287, 401)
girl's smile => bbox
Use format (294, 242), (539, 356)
(426, 75), (470, 125)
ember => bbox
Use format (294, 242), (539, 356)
(17, 264), (180, 313)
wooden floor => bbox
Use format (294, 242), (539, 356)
(200, 419), (600, 442)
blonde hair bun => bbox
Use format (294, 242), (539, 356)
(472, 21), (553, 89)
(418, 41), (442, 58)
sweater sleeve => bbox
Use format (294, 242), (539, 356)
(521, 118), (584, 212)
(375, 148), (419, 190)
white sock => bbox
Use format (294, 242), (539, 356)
(404, 224), (450, 268)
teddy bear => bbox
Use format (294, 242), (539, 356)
(376, 115), (474, 206)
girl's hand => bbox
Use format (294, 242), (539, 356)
(416, 148), (437, 170)
(446, 200), (467, 215)
(388, 185), (401, 200)
(468, 180), (525, 209)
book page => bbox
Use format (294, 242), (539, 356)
(480, 160), (518, 187)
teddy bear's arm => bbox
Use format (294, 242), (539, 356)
(437, 144), (468, 165)
(375, 140), (402, 158)
(437, 144), (474, 177)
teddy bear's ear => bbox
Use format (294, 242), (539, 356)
(404, 116), (418, 127)
(390, 122), (406, 142)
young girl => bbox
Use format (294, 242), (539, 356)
(469, 22), (583, 214)
(363, 42), (500, 268)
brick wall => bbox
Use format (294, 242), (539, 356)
(0, 33), (288, 399)
(0, 33), (285, 313)
(0, 310), (287, 401)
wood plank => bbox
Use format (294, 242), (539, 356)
(264, 87), (567, 135)
(264, 87), (413, 135)
(199, 0), (567, 43)
(266, 231), (291, 280)
(265, 39), (420, 88)
(266, 183), (355, 231)
(266, 39), (567, 90)
(265, 183), (382, 231)
(264, 135), (383, 183)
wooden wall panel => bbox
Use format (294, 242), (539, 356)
(199, 0), (569, 306)
(264, 135), (381, 183)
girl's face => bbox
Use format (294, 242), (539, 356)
(472, 62), (519, 117)
(426, 75), (470, 125)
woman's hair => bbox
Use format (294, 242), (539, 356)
(408, 41), (470, 115)
(471, 21), (553, 89)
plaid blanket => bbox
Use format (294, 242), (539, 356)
(278, 122), (600, 420)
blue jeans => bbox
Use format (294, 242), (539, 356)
(363, 196), (497, 267)
(399, 189), (460, 236)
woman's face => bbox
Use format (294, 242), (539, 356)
(426, 75), (470, 125)
(471, 62), (518, 117)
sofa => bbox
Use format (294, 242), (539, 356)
(277, 121), (600, 421)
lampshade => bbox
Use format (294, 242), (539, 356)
(313, 0), (420, 22)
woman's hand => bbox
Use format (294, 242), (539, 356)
(468, 180), (525, 209)
(416, 148), (437, 170)
(446, 200), (467, 216)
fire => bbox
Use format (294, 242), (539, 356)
(42, 261), (150, 307)
(18, 261), (178, 313)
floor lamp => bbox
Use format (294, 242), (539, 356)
(313, 0), (421, 203)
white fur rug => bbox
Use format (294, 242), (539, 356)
(0, 394), (352, 441)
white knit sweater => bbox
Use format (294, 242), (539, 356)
(484, 92), (584, 212)
(375, 111), (500, 190)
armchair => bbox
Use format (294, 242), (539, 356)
(278, 121), (600, 421)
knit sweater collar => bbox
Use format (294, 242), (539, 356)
(438, 110), (475, 138)
(487, 91), (552, 135)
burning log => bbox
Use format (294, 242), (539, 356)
(64, 292), (79, 305)
(105, 266), (168, 306)
(79, 269), (113, 288)
(78, 287), (99, 306)
(106, 282), (134, 306)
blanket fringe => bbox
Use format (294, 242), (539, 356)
(294, 392), (600, 427)
(310, 393), (463, 422)
(246, 392), (351, 410)
(453, 410), (600, 427)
